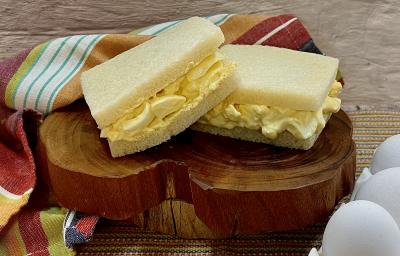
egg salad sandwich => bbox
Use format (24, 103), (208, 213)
(81, 17), (235, 157)
(193, 44), (342, 150)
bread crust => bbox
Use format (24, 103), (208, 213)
(191, 114), (332, 150)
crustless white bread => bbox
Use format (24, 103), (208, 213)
(81, 17), (235, 157)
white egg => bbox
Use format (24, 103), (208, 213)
(371, 134), (400, 174)
(308, 248), (319, 256)
(322, 200), (400, 256)
(355, 167), (400, 226)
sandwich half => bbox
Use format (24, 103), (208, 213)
(193, 44), (342, 150)
(81, 17), (235, 157)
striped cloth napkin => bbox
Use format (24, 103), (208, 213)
(0, 14), (343, 255)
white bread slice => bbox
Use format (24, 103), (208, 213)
(81, 17), (224, 129)
(109, 65), (235, 157)
(192, 114), (331, 150)
(220, 45), (339, 111)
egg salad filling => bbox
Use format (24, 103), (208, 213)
(101, 52), (230, 141)
(198, 81), (342, 140)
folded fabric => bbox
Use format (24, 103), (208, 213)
(0, 13), (342, 255)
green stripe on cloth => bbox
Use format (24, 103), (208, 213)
(34, 35), (88, 110)
(0, 242), (6, 255)
(152, 20), (180, 35)
(129, 27), (146, 35)
(40, 208), (74, 256)
(5, 41), (51, 108)
(22, 37), (70, 109)
(135, 14), (233, 36)
(213, 14), (231, 25)
(151, 14), (229, 35)
(45, 35), (103, 114)
(14, 222), (27, 255)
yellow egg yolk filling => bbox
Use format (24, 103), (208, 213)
(198, 81), (342, 140)
(101, 52), (230, 141)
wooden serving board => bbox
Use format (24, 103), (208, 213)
(36, 101), (356, 238)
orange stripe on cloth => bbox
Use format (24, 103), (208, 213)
(51, 34), (152, 111)
(0, 193), (30, 227)
(0, 110), (37, 231)
(219, 14), (269, 44)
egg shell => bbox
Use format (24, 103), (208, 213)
(355, 167), (400, 226)
(371, 134), (400, 174)
(350, 167), (372, 201)
(322, 200), (400, 256)
(308, 248), (319, 256)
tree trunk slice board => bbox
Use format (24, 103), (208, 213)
(36, 101), (356, 238)
(128, 199), (219, 239)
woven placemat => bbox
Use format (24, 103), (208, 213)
(77, 110), (400, 256)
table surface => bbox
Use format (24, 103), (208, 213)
(1, 0), (399, 108)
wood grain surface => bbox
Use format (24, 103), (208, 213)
(36, 101), (355, 237)
(1, 0), (400, 108)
